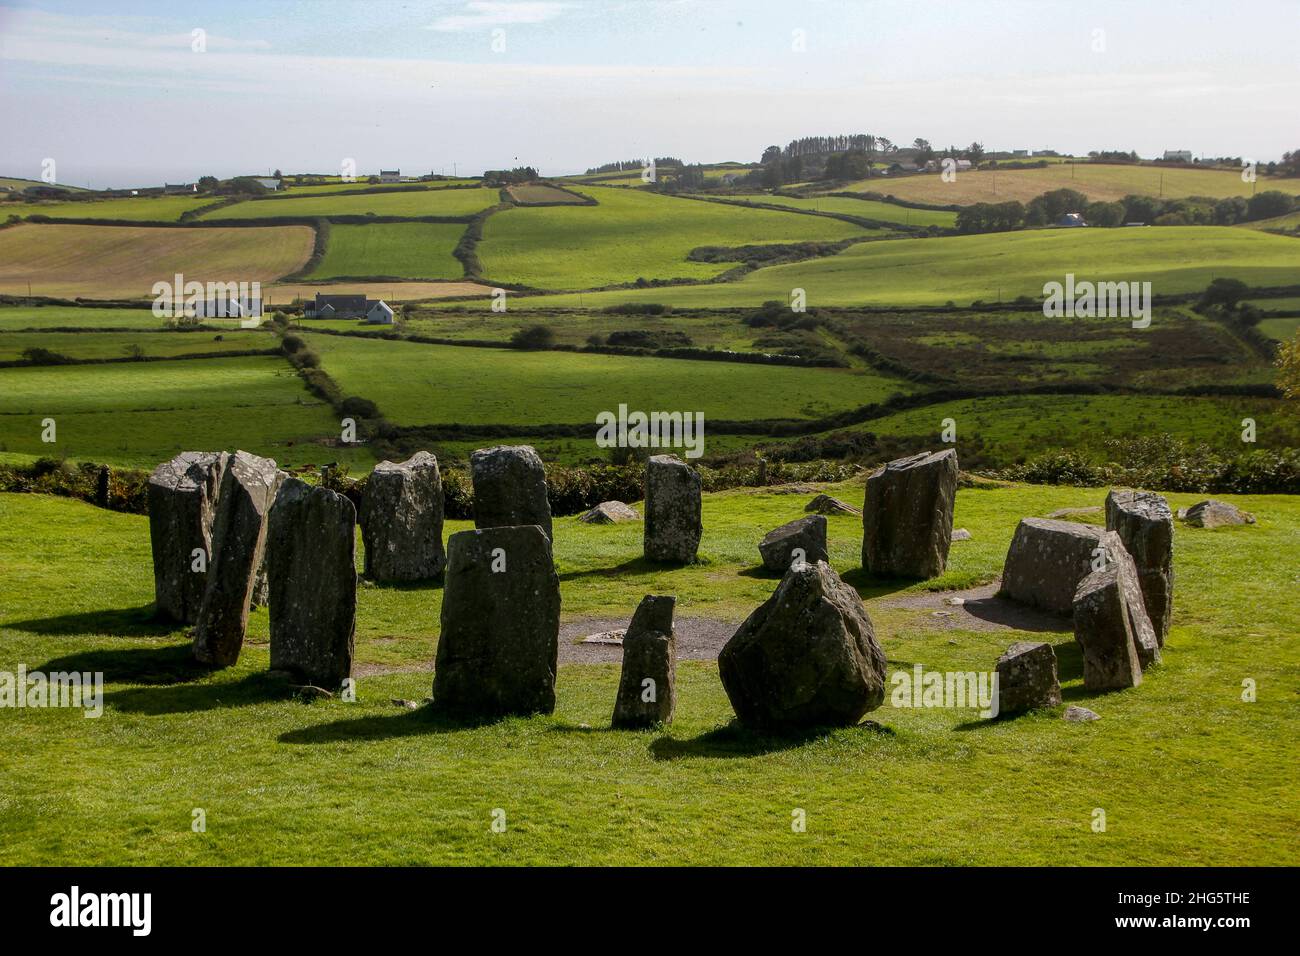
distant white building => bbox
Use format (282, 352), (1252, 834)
(1163, 150), (1193, 162)
(379, 169), (401, 183)
(253, 177), (281, 191)
(365, 300), (395, 325)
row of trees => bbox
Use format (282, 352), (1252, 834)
(585, 157), (683, 174)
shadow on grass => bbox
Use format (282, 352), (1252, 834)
(35, 642), (209, 686)
(277, 705), (503, 744)
(559, 556), (689, 582)
(104, 670), (291, 715)
(649, 719), (893, 761)
(961, 595), (1071, 634)
(839, 567), (928, 601)
(4, 604), (178, 638)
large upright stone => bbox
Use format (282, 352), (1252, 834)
(759, 515), (828, 572)
(267, 478), (357, 689)
(861, 449), (958, 578)
(1105, 489), (1174, 646)
(470, 445), (552, 541)
(1073, 560), (1149, 692)
(147, 451), (229, 623)
(612, 595), (676, 728)
(360, 451), (446, 582)
(433, 525), (561, 717)
(643, 454), (702, 564)
(191, 451), (281, 668)
(995, 641), (1062, 715)
(719, 561), (888, 731)
(1000, 518), (1112, 615)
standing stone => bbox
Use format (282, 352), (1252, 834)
(861, 449), (959, 578)
(1108, 545), (1161, 669)
(267, 478), (357, 689)
(470, 445), (551, 541)
(994, 641), (1062, 715)
(1105, 489), (1174, 646)
(433, 525), (560, 717)
(612, 595), (676, 728)
(191, 451), (282, 668)
(719, 561), (888, 731)
(1072, 562), (1146, 692)
(759, 515), (828, 573)
(95, 465), (111, 508)
(643, 454), (702, 564)
(147, 451), (229, 624)
(360, 451), (446, 582)
(1000, 518), (1112, 615)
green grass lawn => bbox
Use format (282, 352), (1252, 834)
(202, 188), (500, 220)
(720, 194), (957, 228)
(477, 186), (873, 290)
(0, 194), (217, 221)
(0, 306), (191, 330)
(397, 309), (761, 350)
(0, 355), (373, 471)
(304, 331), (908, 426)
(307, 223), (467, 280)
(497, 226), (1300, 309)
(0, 481), (1294, 865)
(0, 330), (276, 362)
(1259, 317), (1300, 342)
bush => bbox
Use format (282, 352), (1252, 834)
(509, 325), (556, 349)
(339, 396), (380, 420)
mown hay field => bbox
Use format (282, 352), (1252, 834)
(0, 223), (315, 299)
(307, 222), (467, 280)
(201, 187), (500, 220)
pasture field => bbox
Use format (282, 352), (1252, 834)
(0, 223), (315, 299)
(830, 163), (1300, 205)
(266, 179), (480, 196)
(307, 223), (467, 280)
(201, 187), (500, 220)
(1240, 209), (1300, 233)
(265, 280), (491, 305)
(1260, 317), (1300, 342)
(476, 186), (874, 290)
(0, 355), (371, 471)
(0, 306), (184, 330)
(720, 193), (957, 227)
(0, 194), (217, 221)
(495, 226), (1300, 309)
(0, 482), (1295, 865)
(0, 176), (88, 192)
(0, 330), (276, 362)
(303, 331), (908, 426)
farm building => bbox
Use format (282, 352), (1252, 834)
(307, 292), (393, 323)
(1163, 149), (1193, 162)
(379, 169), (401, 183)
(163, 182), (196, 194)
(1055, 212), (1088, 227)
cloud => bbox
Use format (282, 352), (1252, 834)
(428, 2), (570, 33)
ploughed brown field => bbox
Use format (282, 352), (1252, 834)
(0, 222), (315, 299)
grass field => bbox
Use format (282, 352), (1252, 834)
(0, 355), (372, 470)
(266, 280), (491, 305)
(1260, 317), (1300, 342)
(0, 223), (315, 299)
(304, 331), (907, 426)
(202, 187), (500, 220)
(266, 180), (480, 196)
(0, 330), (275, 362)
(397, 309), (763, 350)
(507, 184), (587, 204)
(1, 194), (217, 222)
(477, 186), (873, 290)
(0, 481), (1294, 865)
(0, 306), (191, 330)
(0, 176), (88, 192)
(831, 163), (1300, 205)
(497, 226), (1300, 309)
(1240, 210), (1300, 233)
(307, 223), (467, 280)
(722, 194), (957, 228)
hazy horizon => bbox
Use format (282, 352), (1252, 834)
(2, 0), (1297, 190)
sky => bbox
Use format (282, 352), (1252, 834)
(0, 0), (1296, 188)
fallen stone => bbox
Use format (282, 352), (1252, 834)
(805, 493), (860, 516)
(360, 451), (447, 582)
(759, 515), (828, 573)
(1063, 705), (1100, 722)
(147, 451), (229, 624)
(470, 445), (552, 541)
(581, 629), (625, 645)
(391, 698), (419, 710)
(861, 449), (959, 579)
(1181, 499), (1255, 528)
(1072, 557), (1151, 692)
(267, 478), (357, 689)
(719, 560), (888, 731)
(191, 451), (281, 668)
(433, 525), (561, 717)
(643, 455), (702, 564)
(994, 641), (1062, 715)
(1000, 518), (1113, 615)
(1046, 506), (1103, 520)
(577, 501), (640, 524)
(612, 595), (677, 728)
(951, 528), (972, 541)
(1105, 489), (1174, 646)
